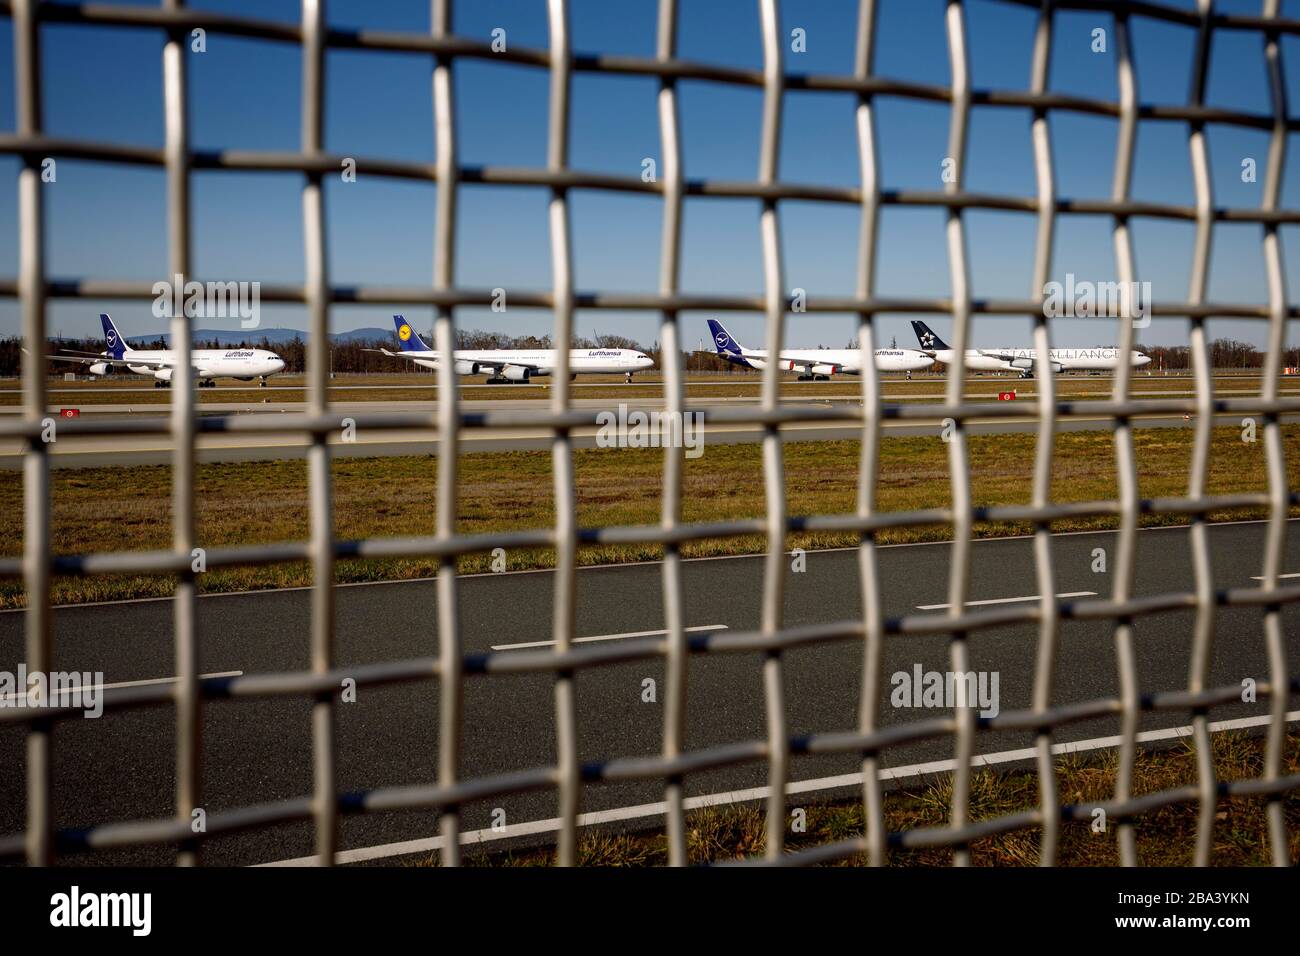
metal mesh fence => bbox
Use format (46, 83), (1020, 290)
(0, 0), (1298, 867)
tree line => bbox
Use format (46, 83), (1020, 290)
(1143, 339), (1300, 370)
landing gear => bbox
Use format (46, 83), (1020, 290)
(259, 376), (269, 387)
(1018, 370), (1034, 379)
(625, 371), (633, 383)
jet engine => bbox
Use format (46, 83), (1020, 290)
(1011, 357), (1062, 374)
(454, 360), (480, 375)
(501, 365), (531, 382)
(153, 369), (174, 382)
(88, 362), (109, 376)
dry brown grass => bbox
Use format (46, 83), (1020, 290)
(445, 731), (1300, 866)
(0, 423), (1297, 607)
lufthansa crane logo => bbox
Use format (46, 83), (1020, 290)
(106, 330), (117, 347)
(398, 323), (412, 342)
(714, 331), (729, 348)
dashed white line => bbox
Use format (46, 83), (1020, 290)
(4, 517), (1293, 614)
(492, 625), (727, 652)
(916, 590), (1096, 611)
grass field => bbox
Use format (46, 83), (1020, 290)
(0, 422), (1297, 608)
(444, 730), (1300, 866)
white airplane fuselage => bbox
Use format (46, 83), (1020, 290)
(403, 348), (653, 378)
(729, 346), (934, 374)
(930, 347), (1151, 373)
(107, 347), (287, 381)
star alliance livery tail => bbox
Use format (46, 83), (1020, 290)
(392, 314), (432, 352)
(100, 313), (128, 360)
(910, 320), (950, 353)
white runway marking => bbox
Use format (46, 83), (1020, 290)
(492, 624), (727, 652)
(0, 670), (243, 705)
(2, 517), (1292, 614)
(1251, 572), (1300, 581)
(256, 709), (1300, 867)
(915, 590), (1095, 611)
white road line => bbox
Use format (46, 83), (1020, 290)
(1251, 573), (1300, 581)
(492, 625), (727, 652)
(3, 516), (1293, 614)
(915, 590), (1096, 611)
(0, 670), (243, 705)
(256, 708), (1300, 867)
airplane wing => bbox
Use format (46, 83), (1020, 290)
(46, 353), (174, 369)
(975, 349), (1062, 372)
(362, 347), (532, 377)
(362, 346), (463, 367)
(362, 347), (426, 362)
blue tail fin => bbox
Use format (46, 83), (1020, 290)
(707, 319), (744, 356)
(393, 314), (431, 352)
(100, 313), (127, 359)
(910, 320), (949, 352)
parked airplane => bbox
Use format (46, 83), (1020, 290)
(910, 320), (1151, 378)
(48, 314), (286, 387)
(370, 315), (656, 383)
(705, 319), (934, 378)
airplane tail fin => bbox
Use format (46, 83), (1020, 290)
(392, 314), (431, 352)
(910, 319), (949, 352)
(100, 313), (128, 359)
(706, 319), (745, 356)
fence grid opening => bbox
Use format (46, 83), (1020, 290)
(0, 0), (1297, 867)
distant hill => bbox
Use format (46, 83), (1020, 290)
(330, 328), (393, 343)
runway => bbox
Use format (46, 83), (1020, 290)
(1, 519), (1296, 866)
(1, 400), (1288, 469)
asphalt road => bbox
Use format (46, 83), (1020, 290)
(3, 409), (1290, 469)
(1, 520), (1296, 866)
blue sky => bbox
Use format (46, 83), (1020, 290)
(3, 0), (1300, 350)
